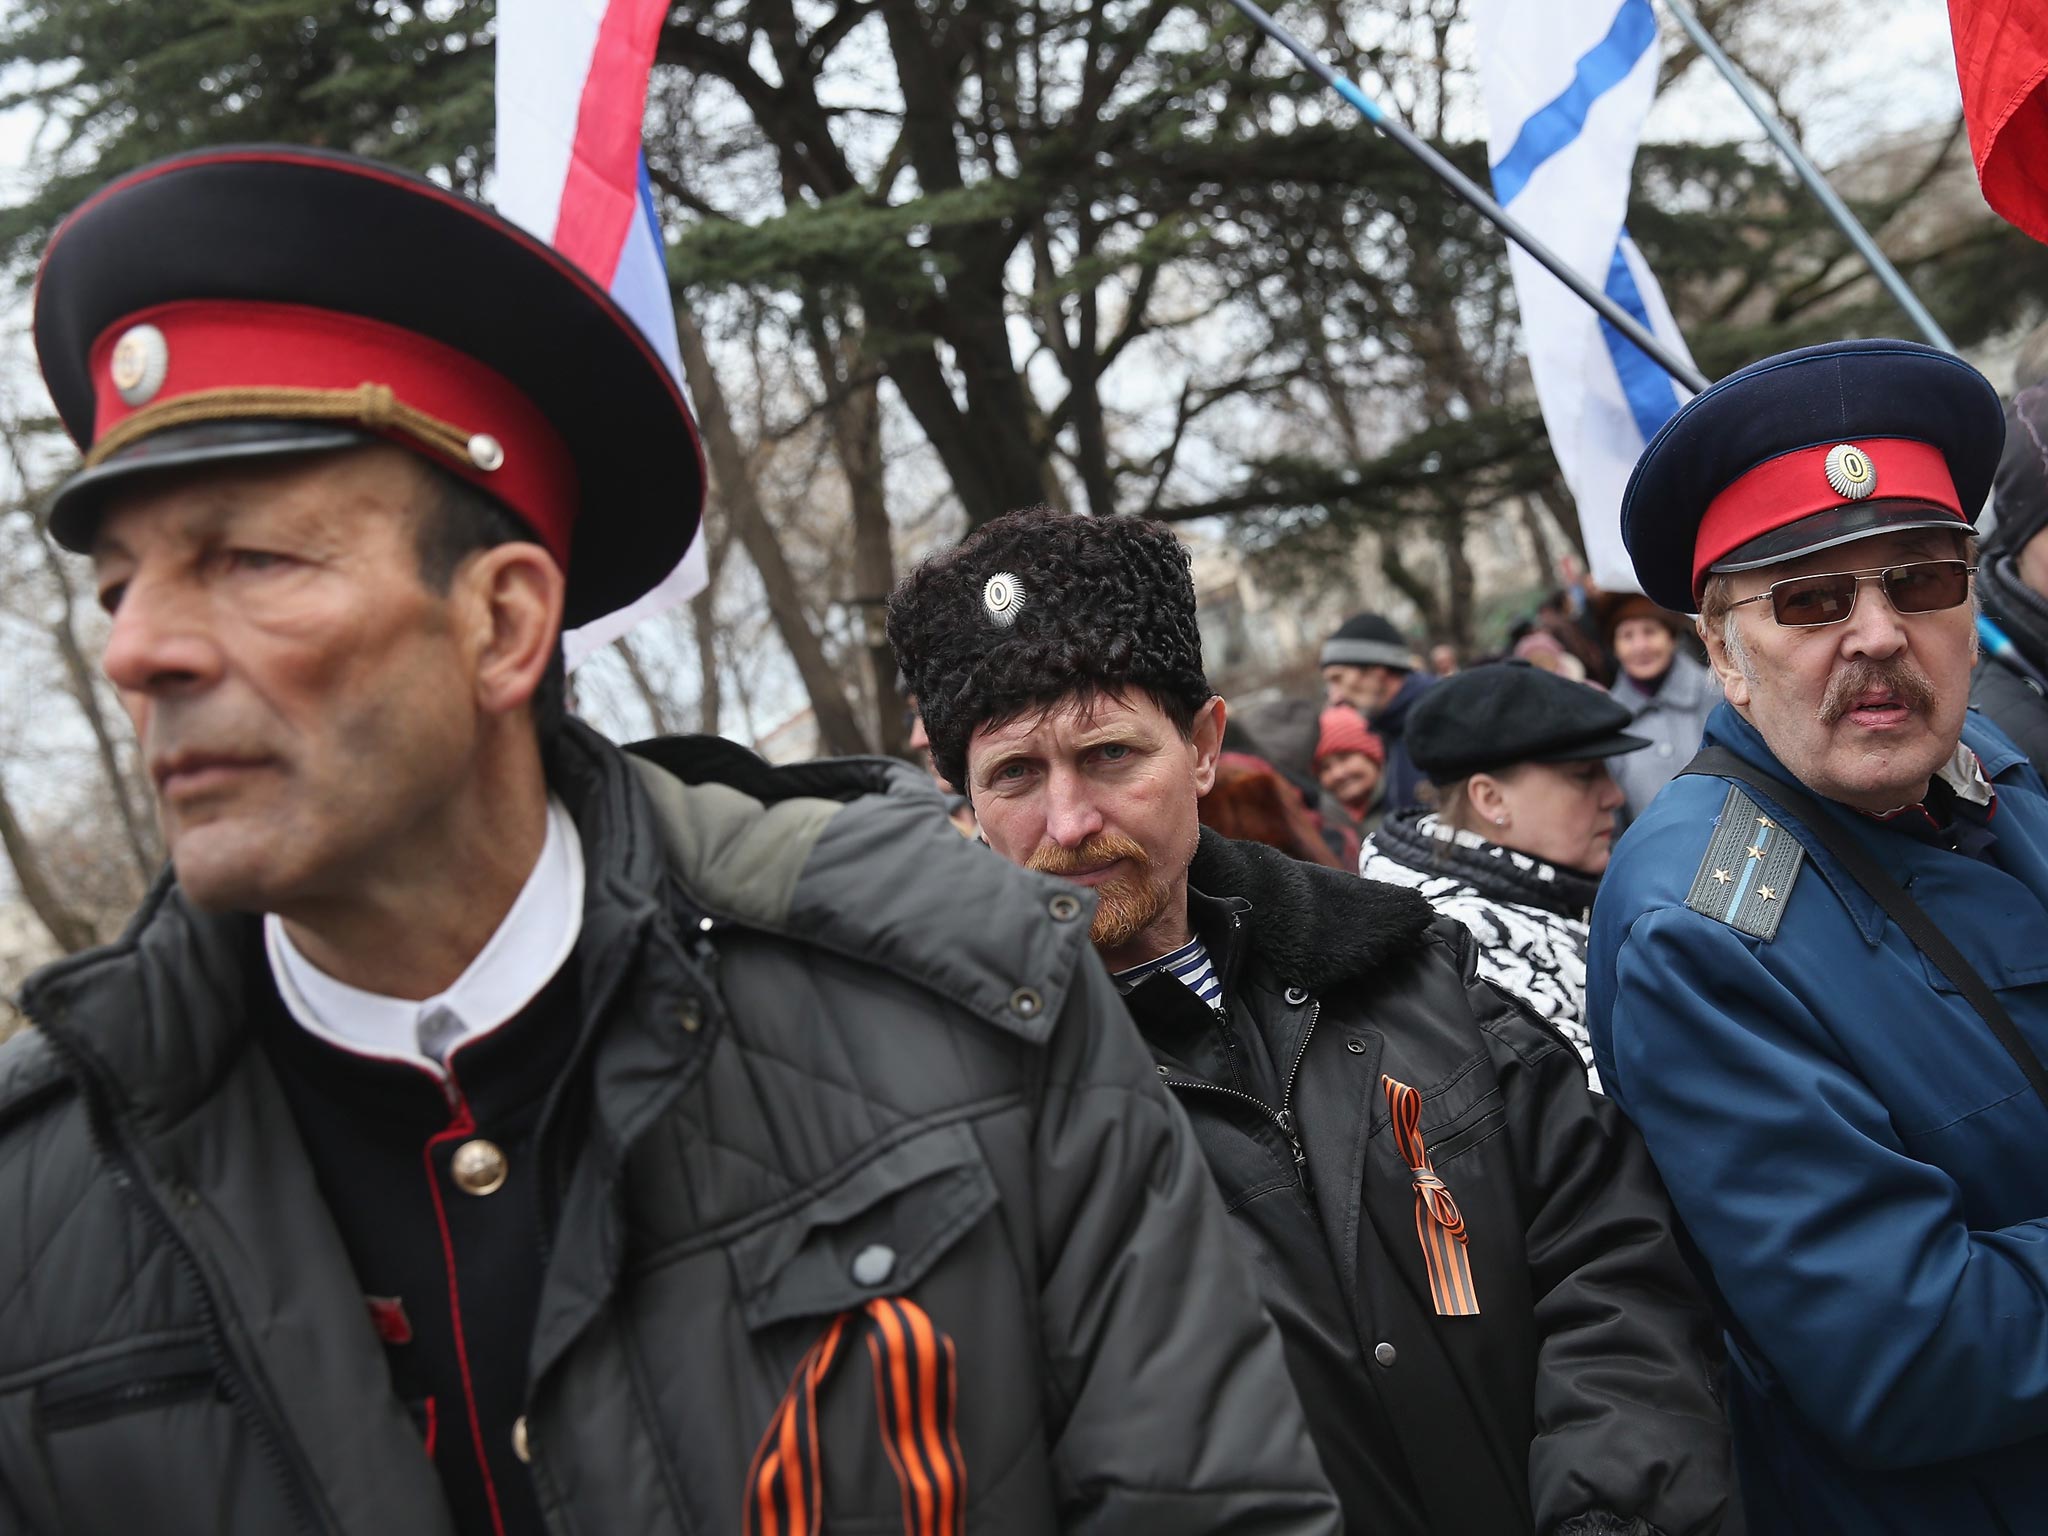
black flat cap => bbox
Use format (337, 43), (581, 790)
(34, 145), (706, 628)
(1406, 662), (1648, 784)
(1621, 338), (2003, 612)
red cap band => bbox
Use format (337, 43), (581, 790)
(88, 300), (578, 568)
(1692, 437), (1963, 597)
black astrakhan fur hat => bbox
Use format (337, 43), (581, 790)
(886, 506), (1213, 794)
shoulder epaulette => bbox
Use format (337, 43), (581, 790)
(1684, 783), (1807, 941)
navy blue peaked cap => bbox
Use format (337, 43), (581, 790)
(1621, 338), (2004, 612)
(34, 145), (706, 628)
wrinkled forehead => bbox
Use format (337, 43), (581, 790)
(87, 444), (432, 581)
(969, 685), (1172, 757)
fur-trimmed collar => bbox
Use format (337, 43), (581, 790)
(1188, 827), (1436, 993)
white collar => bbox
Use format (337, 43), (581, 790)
(264, 796), (584, 1078)
(1935, 740), (1997, 809)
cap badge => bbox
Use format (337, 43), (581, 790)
(983, 571), (1025, 626)
(108, 323), (169, 407)
(1824, 443), (1876, 501)
(467, 433), (505, 473)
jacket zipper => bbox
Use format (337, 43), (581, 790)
(40, 1370), (215, 1432)
(40, 1028), (330, 1536)
(1161, 1000), (1322, 1184)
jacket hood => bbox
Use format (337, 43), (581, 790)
(1188, 827), (1435, 993)
(625, 734), (1093, 1044)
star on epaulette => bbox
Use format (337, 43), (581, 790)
(1686, 784), (1807, 942)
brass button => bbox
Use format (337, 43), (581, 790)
(1048, 893), (1082, 922)
(1010, 987), (1043, 1019)
(679, 1001), (703, 1034)
(451, 1138), (509, 1197)
(511, 1415), (531, 1463)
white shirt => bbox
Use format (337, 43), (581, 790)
(265, 796), (584, 1078)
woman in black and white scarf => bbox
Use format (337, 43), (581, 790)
(1361, 662), (1651, 1090)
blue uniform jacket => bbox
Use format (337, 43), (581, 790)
(1588, 702), (2048, 1535)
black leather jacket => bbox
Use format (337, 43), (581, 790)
(1120, 830), (1737, 1536)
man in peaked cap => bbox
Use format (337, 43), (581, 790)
(0, 148), (1340, 1536)
(1586, 338), (2048, 1534)
(891, 506), (1736, 1536)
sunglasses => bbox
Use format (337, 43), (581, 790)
(1725, 559), (1976, 628)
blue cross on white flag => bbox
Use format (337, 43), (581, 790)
(1472, 0), (1698, 594)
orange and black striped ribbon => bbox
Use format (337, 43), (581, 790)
(1383, 1075), (1481, 1317)
(743, 1296), (966, 1536)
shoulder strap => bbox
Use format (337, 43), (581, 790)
(1680, 745), (2048, 1114)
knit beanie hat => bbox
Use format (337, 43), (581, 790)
(886, 507), (1213, 794)
(1320, 611), (1414, 672)
(1313, 707), (1386, 768)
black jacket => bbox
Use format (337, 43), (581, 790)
(0, 728), (1339, 1535)
(1971, 552), (2048, 779)
(1120, 830), (1735, 1536)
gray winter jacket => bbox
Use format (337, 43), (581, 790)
(0, 726), (1337, 1535)
(1610, 654), (1721, 822)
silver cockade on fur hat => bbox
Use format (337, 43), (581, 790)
(982, 571), (1026, 626)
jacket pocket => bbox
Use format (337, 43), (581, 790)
(729, 1119), (999, 1331)
(26, 1335), (303, 1535)
(34, 1336), (218, 1431)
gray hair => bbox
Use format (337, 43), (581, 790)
(1695, 573), (1757, 684)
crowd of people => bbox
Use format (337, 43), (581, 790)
(7, 144), (2048, 1536)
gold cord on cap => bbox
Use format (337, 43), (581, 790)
(85, 383), (497, 474)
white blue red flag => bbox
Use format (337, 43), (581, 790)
(496, 0), (707, 666)
(1472, 0), (1698, 593)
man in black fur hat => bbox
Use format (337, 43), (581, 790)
(889, 507), (1737, 1536)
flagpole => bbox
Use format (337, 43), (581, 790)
(1660, 0), (1956, 354)
(1225, 0), (1711, 394)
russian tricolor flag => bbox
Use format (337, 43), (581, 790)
(496, 0), (707, 667)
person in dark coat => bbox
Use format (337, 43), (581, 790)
(1969, 382), (2048, 775)
(890, 507), (1738, 1536)
(1320, 611), (1436, 813)
(0, 148), (1340, 1536)
(1591, 339), (2048, 1535)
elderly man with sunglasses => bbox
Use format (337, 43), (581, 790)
(1586, 339), (2048, 1536)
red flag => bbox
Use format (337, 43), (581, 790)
(1950, 0), (2048, 242)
